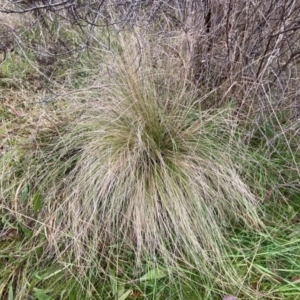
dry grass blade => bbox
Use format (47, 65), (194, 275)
(223, 295), (237, 300)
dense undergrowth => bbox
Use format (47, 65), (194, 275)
(1, 1), (300, 299)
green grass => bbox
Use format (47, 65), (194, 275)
(1, 208), (300, 299)
(0, 20), (300, 300)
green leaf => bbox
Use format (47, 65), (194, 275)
(21, 184), (30, 201)
(18, 222), (33, 238)
(117, 285), (125, 298)
(139, 268), (167, 282)
(108, 268), (118, 296)
(118, 289), (132, 300)
(287, 205), (297, 222)
(8, 284), (14, 300)
(60, 290), (66, 300)
(33, 193), (43, 215)
(33, 288), (53, 300)
(34, 272), (43, 280)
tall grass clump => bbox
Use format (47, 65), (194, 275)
(1, 32), (268, 297)
(1, 2), (300, 297)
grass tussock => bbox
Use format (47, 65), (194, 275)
(1, 5), (300, 299)
(1, 32), (267, 296)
